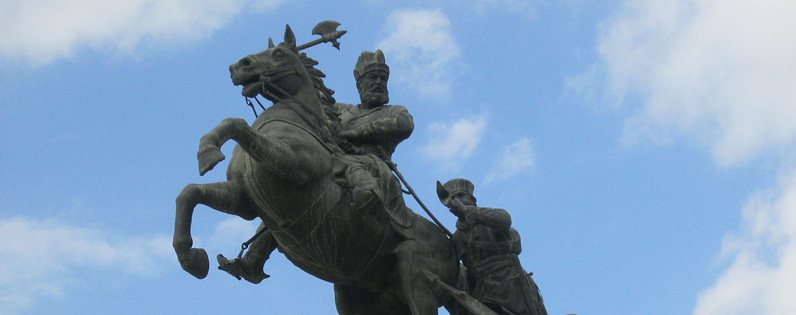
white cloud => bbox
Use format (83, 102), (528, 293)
(582, 0), (796, 313)
(419, 115), (487, 167)
(483, 137), (535, 184)
(376, 9), (462, 102)
(207, 217), (261, 253)
(588, 0), (796, 167)
(0, 217), (172, 314)
(465, 0), (539, 16)
(695, 167), (796, 315)
(0, 0), (284, 65)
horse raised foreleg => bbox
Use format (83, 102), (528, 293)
(197, 118), (248, 175)
(198, 117), (315, 183)
(174, 180), (259, 279)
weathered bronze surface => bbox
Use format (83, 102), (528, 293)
(174, 24), (458, 314)
(438, 179), (548, 315)
(173, 21), (547, 315)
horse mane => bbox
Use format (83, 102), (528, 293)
(298, 52), (344, 152)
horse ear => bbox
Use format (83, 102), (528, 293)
(284, 24), (297, 52)
(268, 37), (275, 48)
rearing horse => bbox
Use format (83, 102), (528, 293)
(173, 25), (459, 314)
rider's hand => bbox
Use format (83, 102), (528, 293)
(339, 138), (364, 155)
(448, 203), (465, 217)
(339, 129), (359, 140)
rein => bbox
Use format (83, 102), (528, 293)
(262, 64), (300, 83)
(245, 96), (265, 118)
(388, 161), (453, 238)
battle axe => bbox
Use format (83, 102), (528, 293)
(297, 20), (347, 51)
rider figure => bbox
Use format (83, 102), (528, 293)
(337, 49), (414, 161)
(218, 49), (414, 284)
(437, 178), (547, 315)
(335, 49), (413, 208)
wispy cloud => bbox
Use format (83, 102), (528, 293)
(419, 115), (487, 169)
(0, 0), (284, 65)
(579, 0), (796, 313)
(587, 0), (796, 167)
(207, 217), (260, 253)
(465, 0), (540, 16)
(483, 137), (535, 184)
(0, 217), (172, 314)
(695, 167), (796, 315)
(376, 8), (462, 102)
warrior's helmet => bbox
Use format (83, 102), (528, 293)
(353, 49), (389, 82)
(438, 178), (475, 206)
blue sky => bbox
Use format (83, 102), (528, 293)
(2, 0), (795, 314)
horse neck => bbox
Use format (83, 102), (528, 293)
(270, 79), (333, 139)
(289, 80), (319, 108)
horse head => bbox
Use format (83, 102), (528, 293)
(229, 25), (310, 101)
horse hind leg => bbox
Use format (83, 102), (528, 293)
(393, 244), (443, 314)
(173, 180), (258, 279)
(334, 284), (409, 315)
(394, 221), (460, 315)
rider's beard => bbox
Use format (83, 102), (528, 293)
(361, 88), (389, 107)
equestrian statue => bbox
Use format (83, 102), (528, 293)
(172, 23), (460, 314)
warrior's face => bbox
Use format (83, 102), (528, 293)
(450, 191), (477, 207)
(358, 70), (389, 108)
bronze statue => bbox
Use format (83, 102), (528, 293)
(173, 24), (460, 314)
(437, 179), (547, 315)
(217, 48), (414, 284)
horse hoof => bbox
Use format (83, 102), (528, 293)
(180, 248), (209, 279)
(198, 147), (225, 176)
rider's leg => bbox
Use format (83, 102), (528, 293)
(344, 162), (384, 210)
(218, 222), (277, 284)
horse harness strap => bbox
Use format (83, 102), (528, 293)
(267, 179), (337, 235)
(261, 64), (301, 83)
(238, 225), (268, 259)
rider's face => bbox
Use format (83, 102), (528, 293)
(358, 70), (389, 107)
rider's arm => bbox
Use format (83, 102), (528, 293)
(461, 206), (512, 232)
(345, 106), (414, 141)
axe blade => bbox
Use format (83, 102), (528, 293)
(297, 20), (346, 51)
(312, 20), (341, 36)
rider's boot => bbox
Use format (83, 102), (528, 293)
(217, 252), (270, 284)
(347, 167), (384, 211)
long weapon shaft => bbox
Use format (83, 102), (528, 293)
(297, 30), (347, 51)
(423, 270), (499, 315)
(388, 162), (453, 238)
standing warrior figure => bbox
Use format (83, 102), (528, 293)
(437, 178), (548, 315)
